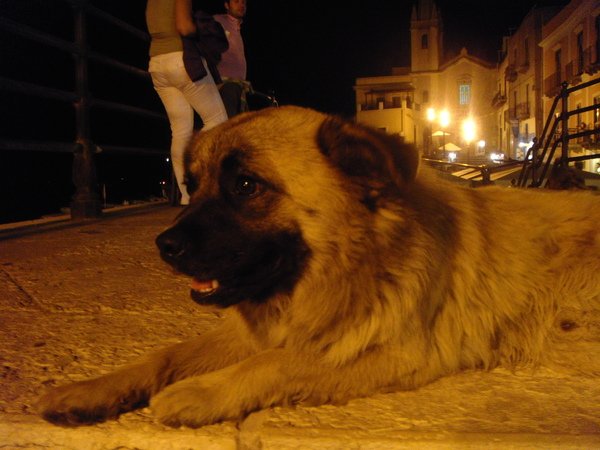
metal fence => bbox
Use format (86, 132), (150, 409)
(517, 78), (600, 188)
(0, 0), (168, 220)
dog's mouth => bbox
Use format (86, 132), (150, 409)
(191, 278), (220, 296)
(191, 278), (219, 296)
(156, 223), (312, 307)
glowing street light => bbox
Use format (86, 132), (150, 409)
(439, 109), (450, 128)
(426, 107), (436, 122)
(462, 118), (476, 144)
(426, 108), (436, 156)
(425, 108), (451, 158)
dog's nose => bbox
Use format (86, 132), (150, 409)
(155, 228), (186, 260)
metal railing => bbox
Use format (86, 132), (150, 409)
(516, 77), (600, 188)
(422, 157), (524, 187)
(0, 0), (168, 220)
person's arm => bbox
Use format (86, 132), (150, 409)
(174, 0), (196, 36)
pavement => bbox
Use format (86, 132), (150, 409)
(0, 204), (599, 449)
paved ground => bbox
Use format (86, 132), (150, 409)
(0, 204), (599, 449)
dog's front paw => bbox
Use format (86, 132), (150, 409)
(37, 378), (146, 426)
(151, 377), (234, 428)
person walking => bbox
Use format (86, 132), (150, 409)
(214, 0), (248, 117)
(146, 0), (228, 205)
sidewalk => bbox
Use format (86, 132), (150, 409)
(0, 205), (598, 449)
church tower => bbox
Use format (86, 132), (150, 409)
(410, 0), (443, 72)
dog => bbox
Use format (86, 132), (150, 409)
(38, 106), (600, 428)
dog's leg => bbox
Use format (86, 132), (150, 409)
(37, 319), (252, 426)
(151, 345), (431, 428)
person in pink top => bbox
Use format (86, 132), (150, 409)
(214, 0), (248, 117)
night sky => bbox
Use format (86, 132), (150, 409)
(236, 0), (571, 116)
(98, 0), (571, 117)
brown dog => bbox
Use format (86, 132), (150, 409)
(38, 106), (600, 428)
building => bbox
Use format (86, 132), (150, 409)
(539, 0), (600, 174)
(354, 0), (497, 162)
(498, 7), (558, 159)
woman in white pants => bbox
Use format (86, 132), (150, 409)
(146, 0), (227, 205)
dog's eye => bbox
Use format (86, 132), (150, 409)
(234, 176), (261, 197)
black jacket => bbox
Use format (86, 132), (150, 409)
(182, 10), (229, 83)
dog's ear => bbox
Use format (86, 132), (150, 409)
(317, 115), (419, 190)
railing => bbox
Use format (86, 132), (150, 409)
(516, 102), (530, 120)
(516, 78), (600, 188)
(565, 61), (583, 85)
(491, 92), (507, 108)
(422, 158), (523, 187)
(0, 0), (169, 220)
(505, 64), (517, 82)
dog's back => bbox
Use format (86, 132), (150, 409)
(398, 173), (600, 374)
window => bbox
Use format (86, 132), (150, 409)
(524, 38), (529, 65)
(392, 96), (402, 108)
(421, 33), (428, 49)
(459, 84), (471, 105)
(594, 96), (600, 127)
(422, 90), (429, 103)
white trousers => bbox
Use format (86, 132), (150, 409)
(149, 51), (227, 204)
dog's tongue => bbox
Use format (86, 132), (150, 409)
(191, 278), (220, 294)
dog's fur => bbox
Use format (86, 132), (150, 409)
(38, 106), (600, 428)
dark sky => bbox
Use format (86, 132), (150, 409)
(1, 0), (571, 119)
(92, 0), (571, 117)
(238, 0), (570, 117)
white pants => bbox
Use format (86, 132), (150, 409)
(149, 51), (227, 204)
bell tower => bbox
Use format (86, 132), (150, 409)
(410, 0), (443, 72)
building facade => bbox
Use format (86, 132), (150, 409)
(539, 0), (600, 174)
(499, 7), (556, 159)
(355, 0), (600, 174)
(354, 0), (497, 161)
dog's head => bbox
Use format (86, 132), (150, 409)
(155, 106), (419, 307)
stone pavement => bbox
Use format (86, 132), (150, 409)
(0, 204), (599, 449)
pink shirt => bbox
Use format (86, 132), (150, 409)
(214, 14), (246, 80)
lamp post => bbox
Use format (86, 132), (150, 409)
(439, 109), (450, 157)
(462, 117), (476, 163)
(426, 107), (436, 157)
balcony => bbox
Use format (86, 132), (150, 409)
(517, 61), (530, 74)
(544, 72), (563, 97)
(505, 64), (518, 82)
(359, 97), (417, 111)
(492, 92), (507, 108)
(516, 102), (530, 120)
(566, 61), (583, 86)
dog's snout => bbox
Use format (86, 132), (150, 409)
(156, 228), (187, 260)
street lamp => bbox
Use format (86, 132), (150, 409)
(439, 109), (450, 155)
(426, 107), (436, 157)
(477, 140), (486, 157)
(462, 118), (476, 162)
(462, 118), (476, 144)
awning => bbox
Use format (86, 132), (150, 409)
(438, 142), (462, 151)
